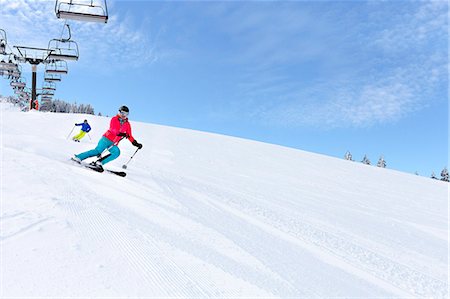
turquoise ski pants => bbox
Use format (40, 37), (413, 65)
(75, 136), (120, 165)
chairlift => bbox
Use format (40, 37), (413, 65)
(0, 56), (18, 71)
(55, 0), (108, 23)
(45, 60), (68, 74)
(48, 40), (79, 61)
(42, 82), (56, 91)
(15, 90), (27, 96)
(4, 63), (21, 80)
(19, 93), (30, 101)
(41, 89), (55, 96)
(11, 79), (26, 89)
(41, 97), (53, 103)
(8, 71), (21, 80)
(12, 84), (25, 92)
(0, 29), (7, 55)
(47, 24), (79, 61)
(44, 73), (62, 82)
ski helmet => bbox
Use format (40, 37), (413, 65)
(119, 105), (129, 113)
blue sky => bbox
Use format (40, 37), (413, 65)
(0, 0), (448, 177)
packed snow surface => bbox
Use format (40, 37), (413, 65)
(1, 102), (448, 298)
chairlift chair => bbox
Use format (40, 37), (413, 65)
(15, 90), (27, 96)
(41, 89), (55, 96)
(45, 60), (68, 74)
(19, 93), (30, 101)
(10, 76), (26, 88)
(5, 64), (21, 80)
(48, 39), (79, 61)
(42, 82), (56, 91)
(44, 73), (62, 82)
(0, 29), (7, 55)
(0, 57), (18, 71)
(11, 81), (26, 89)
(12, 84), (25, 92)
(41, 95), (53, 100)
(55, 0), (108, 23)
(8, 71), (21, 80)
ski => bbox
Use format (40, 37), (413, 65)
(105, 169), (127, 177)
(70, 157), (127, 177)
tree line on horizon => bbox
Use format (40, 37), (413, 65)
(39, 99), (95, 115)
(0, 94), (95, 115)
(344, 151), (449, 182)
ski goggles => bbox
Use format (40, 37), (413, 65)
(118, 110), (129, 117)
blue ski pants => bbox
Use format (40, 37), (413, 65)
(75, 136), (120, 165)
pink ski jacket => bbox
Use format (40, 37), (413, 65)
(103, 115), (136, 144)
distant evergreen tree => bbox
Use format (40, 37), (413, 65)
(361, 155), (371, 165)
(79, 103), (85, 114)
(431, 172), (438, 180)
(441, 167), (449, 182)
(98, 112), (102, 116)
(414, 171), (419, 176)
(39, 99), (53, 112)
(85, 104), (94, 115)
(377, 156), (386, 168)
(35, 98), (94, 115)
(344, 151), (353, 161)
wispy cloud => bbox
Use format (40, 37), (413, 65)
(257, 80), (417, 128)
(215, 1), (448, 129)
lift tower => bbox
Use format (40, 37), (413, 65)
(14, 46), (51, 109)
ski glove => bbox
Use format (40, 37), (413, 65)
(132, 140), (143, 149)
(117, 132), (128, 138)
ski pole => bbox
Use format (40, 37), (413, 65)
(122, 148), (140, 169)
(66, 125), (76, 139)
(87, 133), (92, 140)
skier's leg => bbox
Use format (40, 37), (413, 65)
(100, 145), (120, 165)
(76, 137), (112, 161)
(76, 131), (86, 140)
(72, 131), (84, 141)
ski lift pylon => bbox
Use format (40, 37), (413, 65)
(55, 0), (108, 23)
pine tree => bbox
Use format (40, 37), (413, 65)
(431, 172), (438, 180)
(361, 155), (371, 165)
(441, 167), (449, 182)
(344, 151), (353, 161)
(377, 156), (386, 168)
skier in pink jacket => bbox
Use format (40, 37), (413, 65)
(73, 106), (142, 168)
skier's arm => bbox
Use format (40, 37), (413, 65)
(126, 124), (135, 143)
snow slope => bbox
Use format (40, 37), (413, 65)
(1, 102), (448, 298)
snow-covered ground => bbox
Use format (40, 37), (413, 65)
(1, 102), (448, 298)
